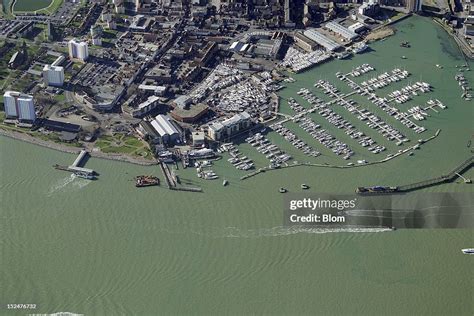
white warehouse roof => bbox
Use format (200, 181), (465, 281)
(151, 114), (180, 137)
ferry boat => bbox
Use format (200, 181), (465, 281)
(75, 172), (96, 180)
(461, 248), (474, 254)
(352, 42), (369, 54)
(356, 186), (399, 194)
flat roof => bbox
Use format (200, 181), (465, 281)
(171, 103), (208, 119)
(41, 119), (81, 133)
(138, 96), (160, 109)
(294, 32), (317, 46)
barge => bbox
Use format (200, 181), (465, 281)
(136, 175), (160, 187)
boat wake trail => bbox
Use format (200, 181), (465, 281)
(47, 174), (90, 196)
(218, 225), (391, 238)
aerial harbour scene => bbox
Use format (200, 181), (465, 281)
(0, 0), (473, 315)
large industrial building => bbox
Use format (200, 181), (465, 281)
(150, 114), (182, 145)
(303, 29), (342, 51)
(294, 32), (318, 52)
(43, 65), (65, 87)
(325, 22), (358, 41)
(207, 112), (252, 141)
(3, 91), (36, 122)
(68, 39), (89, 62)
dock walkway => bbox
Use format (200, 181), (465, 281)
(159, 162), (202, 193)
(54, 149), (96, 176)
(397, 156), (473, 192)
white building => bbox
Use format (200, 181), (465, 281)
(150, 114), (182, 144)
(43, 64), (65, 87)
(3, 91), (36, 122)
(68, 39), (89, 61)
(207, 112), (252, 141)
(131, 95), (160, 118)
(348, 22), (366, 34)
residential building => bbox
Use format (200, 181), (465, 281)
(43, 65), (65, 87)
(68, 39), (89, 61)
(3, 91), (36, 122)
(207, 112), (252, 141)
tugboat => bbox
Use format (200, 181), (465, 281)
(279, 187), (288, 193)
(135, 175), (160, 187)
(301, 184), (309, 190)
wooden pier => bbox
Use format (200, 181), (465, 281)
(159, 162), (202, 193)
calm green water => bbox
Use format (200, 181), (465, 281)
(1, 16), (473, 315)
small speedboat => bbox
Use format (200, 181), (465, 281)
(223, 179), (228, 186)
(279, 187), (287, 193)
(461, 248), (474, 254)
(301, 184), (309, 190)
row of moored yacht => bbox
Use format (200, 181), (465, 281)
(359, 68), (410, 91)
(342, 63), (375, 78)
(270, 118), (321, 158)
(246, 133), (292, 168)
(337, 68), (423, 137)
(219, 143), (255, 171)
(388, 81), (431, 104)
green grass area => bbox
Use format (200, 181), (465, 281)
(32, 63), (44, 71)
(37, 0), (62, 14)
(100, 145), (136, 154)
(103, 30), (119, 39)
(54, 93), (66, 103)
(10, 73), (36, 92)
(94, 134), (153, 159)
(124, 137), (143, 147)
(0, 120), (81, 147)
